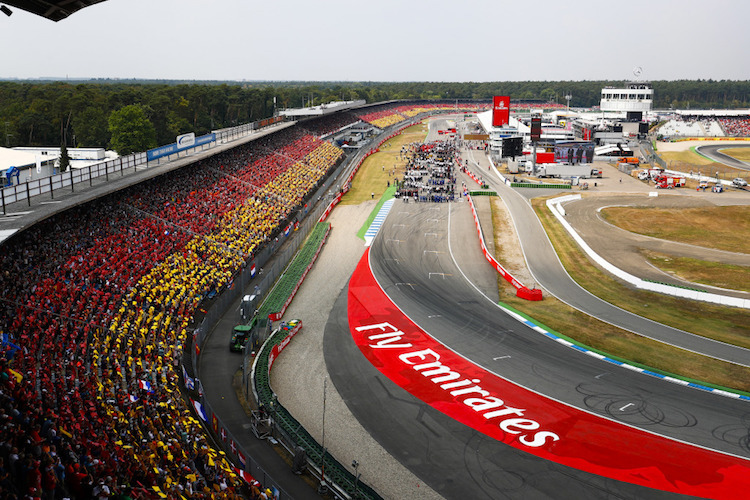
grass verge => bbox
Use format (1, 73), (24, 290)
(355, 186), (398, 240)
(340, 123), (427, 206)
(641, 250), (750, 292)
(720, 147), (750, 162)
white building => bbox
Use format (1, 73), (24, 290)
(600, 82), (653, 121)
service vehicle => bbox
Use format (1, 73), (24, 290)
(653, 174), (686, 189)
(618, 156), (640, 165)
(732, 177), (748, 187)
(230, 324), (254, 352)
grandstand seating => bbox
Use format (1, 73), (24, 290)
(0, 127), (344, 499)
(719, 117), (750, 137)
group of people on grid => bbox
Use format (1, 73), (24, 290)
(396, 140), (458, 203)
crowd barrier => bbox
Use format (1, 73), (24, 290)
(546, 194), (750, 309)
(0, 116), (287, 215)
(0, 152), (147, 212)
(252, 322), (382, 500)
(464, 168), (484, 186)
(467, 194), (543, 301)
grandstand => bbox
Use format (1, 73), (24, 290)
(657, 112), (750, 139)
(0, 123), (346, 498)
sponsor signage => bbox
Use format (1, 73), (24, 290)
(492, 95), (510, 127)
(147, 132), (216, 161)
(177, 132), (196, 149)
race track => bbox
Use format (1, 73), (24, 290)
(696, 144), (750, 170)
(326, 199), (750, 499)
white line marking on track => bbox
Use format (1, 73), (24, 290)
(619, 403), (635, 411)
(395, 283), (415, 289)
(428, 273), (451, 279)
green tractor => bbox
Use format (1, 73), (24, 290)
(230, 324), (254, 353)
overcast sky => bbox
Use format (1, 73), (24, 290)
(1, 0), (749, 82)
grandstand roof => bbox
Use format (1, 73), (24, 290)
(3, 0), (107, 21)
(674, 109), (750, 117)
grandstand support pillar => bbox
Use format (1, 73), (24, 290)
(26, 181), (30, 207)
(89, 165), (93, 187)
(49, 176), (53, 200)
(70, 169), (74, 192)
(1, 187), (5, 214)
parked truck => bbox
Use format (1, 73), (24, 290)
(528, 162), (599, 178)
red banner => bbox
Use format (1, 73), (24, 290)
(492, 96), (510, 127)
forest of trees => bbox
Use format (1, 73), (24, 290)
(1, 79), (749, 153)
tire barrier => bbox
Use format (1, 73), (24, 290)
(467, 194), (543, 301)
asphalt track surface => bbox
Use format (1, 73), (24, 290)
(695, 144), (750, 171)
(328, 199), (750, 498)
(472, 167), (750, 368)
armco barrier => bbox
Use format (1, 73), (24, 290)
(467, 194), (543, 301)
(252, 321), (382, 500)
(546, 195), (750, 309)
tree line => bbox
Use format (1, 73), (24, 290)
(1, 79), (749, 153)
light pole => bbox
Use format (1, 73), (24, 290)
(352, 459), (360, 498)
(318, 377), (329, 495)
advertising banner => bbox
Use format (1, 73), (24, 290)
(492, 96), (510, 127)
(147, 133), (216, 161)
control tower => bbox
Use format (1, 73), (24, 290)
(600, 82), (653, 121)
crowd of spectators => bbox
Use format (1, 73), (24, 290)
(395, 140), (458, 203)
(355, 109), (407, 129)
(718, 117), (750, 137)
(394, 103), (488, 118)
(298, 112), (359, 138)
(0, 125), (344, 498)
